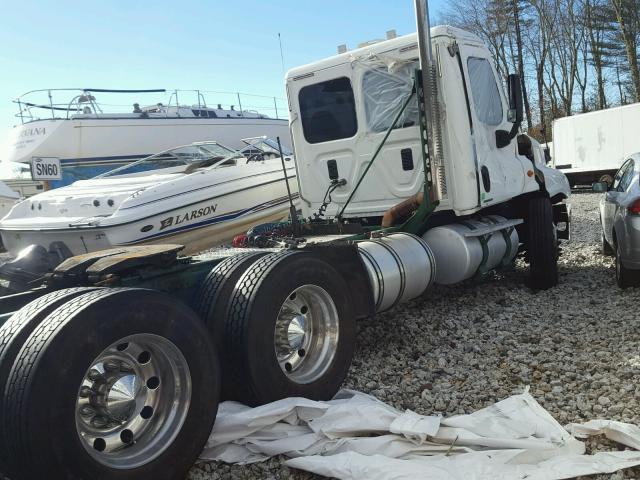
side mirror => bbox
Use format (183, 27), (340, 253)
(495, 130), (511, 149)
(592, 181), (608, 193)
(507, 73), (523, 124)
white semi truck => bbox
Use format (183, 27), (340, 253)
(552, 102), (640, 186)
(0, 1), (570, 479)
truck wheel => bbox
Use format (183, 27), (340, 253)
(225, 251), (356, 406)
(3, 288), (220, 480)
(196, 251), (268, 347)
(0, 287), (100, 474)
(527, 197), (558, 289)
(601, 231), (614, 256)
(615, 244), (638, 288)
(196, 251), (268, 397)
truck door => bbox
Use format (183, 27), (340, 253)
(288, 67), (359, 217)
(288, 62), (424, 219)
(459, 45), (526, 205)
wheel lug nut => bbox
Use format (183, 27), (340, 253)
(79, 386), (93, 397)
(103, 360), (120, 372)
(80, 406), (95, 416)
(91, 416), (109, 428)
(88, 369), (103, 381)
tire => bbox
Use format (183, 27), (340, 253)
(0, 287), (101, 475)
(3, 288), (220, 480)
(195, 251), (268, 348)
(601, 231), (614, 256)
(599, 174), (614, 187)
(195, 251), (268, 398)
(527, 197), (559, 289)
(615, 243), (638, 288)
(225, 251), (356, 406)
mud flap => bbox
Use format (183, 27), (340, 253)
(553, 203), (571, 241)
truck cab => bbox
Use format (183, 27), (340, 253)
(286, 26), (569, 221)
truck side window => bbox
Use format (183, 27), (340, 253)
(299, 77), (358, 144)
(467, 57), (503, 126)
(362, 63), (419, 133)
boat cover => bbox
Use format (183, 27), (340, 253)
(201, 388), (640, 479)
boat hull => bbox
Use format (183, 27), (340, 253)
(2, 117), (291, 186)
(0, 194), (296, 256)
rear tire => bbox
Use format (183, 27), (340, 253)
(601, 231), (614, 256)
(615, 243), (638, 288)
(196, 251), (268, 398)
(225, 251), (356, 406)
(3, 288), (220, 480)
(0, 287), (100, 476)
(527, 197), (559, 289)
(196, 251), (268, 348)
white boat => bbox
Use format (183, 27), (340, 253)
(0, 161), (45, 198)
(0, 181), (20, 219)
(1, 88), (291, 187)
(0, 141), (298, 256)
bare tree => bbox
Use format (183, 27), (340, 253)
(610, 0), (640, 102)
(585, 0), (612, 108)
(525, 0), (556, 136)
(512, 0), (533, 128)
(440, 0), (638, 132)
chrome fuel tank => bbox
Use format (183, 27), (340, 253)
(357, 233), (435, 313)
(422, 215), (519, 285)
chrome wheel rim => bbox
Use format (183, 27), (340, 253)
(274, 284), (339, 384)
(75, 334), (191, 469)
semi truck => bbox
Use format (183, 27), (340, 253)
(0, 1), (570, 479)
(552, 102), (640, 186)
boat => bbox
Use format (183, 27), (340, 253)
(1, 88), (291, 187)
(0, 181), (19, 219)
(0, 161), (45, 198)
(0, 140), (298, 256)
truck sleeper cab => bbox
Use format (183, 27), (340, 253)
(286, 26), (567, 221)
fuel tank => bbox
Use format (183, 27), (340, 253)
(357, 232), (435, 313)
(422, 215), (519, 285)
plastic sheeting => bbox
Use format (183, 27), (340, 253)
(200, 389), (640, 479)
(355, 54), (419, 134)
(362, 63), (419, 133)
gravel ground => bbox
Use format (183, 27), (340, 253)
(188, 192), (640, 480)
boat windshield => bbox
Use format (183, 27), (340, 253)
(240, 136), (294, 158)
(0, 161), (32, 180)
(98, 142), (243, 178)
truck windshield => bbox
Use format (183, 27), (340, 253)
(97, 143), (242, 178)
(467, 57), (503, 126)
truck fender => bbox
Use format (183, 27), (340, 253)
(301, 243), (376, 320)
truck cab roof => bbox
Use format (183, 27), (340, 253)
(286, 26), (484, 81)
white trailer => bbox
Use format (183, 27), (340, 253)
(552, 102), (640, 186)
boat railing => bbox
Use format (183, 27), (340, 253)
(13, 88), (287, 123)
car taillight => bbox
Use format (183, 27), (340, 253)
(628, 199), (640, 215)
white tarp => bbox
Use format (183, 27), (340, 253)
(200, 389), (640, 479)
